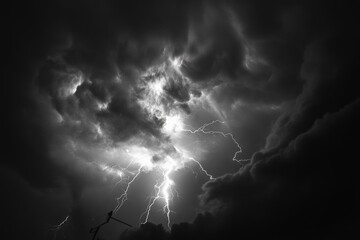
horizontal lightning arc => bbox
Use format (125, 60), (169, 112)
(181, 120), (250, 163)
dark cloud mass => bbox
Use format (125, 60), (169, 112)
(5, 0), (359, 239)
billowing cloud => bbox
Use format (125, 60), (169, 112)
(119, 2), (359, 240)
(121, 33), (359, 240)
(6, 0), (358, 239)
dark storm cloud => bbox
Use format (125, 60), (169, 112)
(180, 3), (247, 81)
(7, 0), (195, 239)
(7, 0), (194, 185)
(164, 75), (191, 103)
(121, 35), (360, 239)
(6, 0), (359, 239)
(119, 1), (359, 240)
(266, 34), (360, 149)
(198, 101), (360, 239)
(177, 0), (304, 109)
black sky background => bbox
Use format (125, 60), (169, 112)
(5, 0), (359, 239)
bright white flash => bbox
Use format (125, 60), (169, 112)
(97, 56), (246, 230)
(169, 57), (183, 73)
(50, 56), (246, 237)
(148, 76), (166, 97)
(163, 115), (183, 134)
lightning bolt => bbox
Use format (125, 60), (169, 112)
(189, 157), (214, 180)
(181, 120), (249, 164)
(114, 166), (143, 213)
(96, 58), (249, 231)
(47, 53), (251, 237)
(162, 168), (173, 229)
(140, 179), (162, 225)
(139, 167), (174, 229)
(135, 148), (215, 230)
(48, 215), (69, 240)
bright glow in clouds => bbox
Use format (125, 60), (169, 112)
(97, 57), (248, 230)
(169, 56), (183, 73)
(58, 70), (84, 98)
(163, 115), (183, 134)
(71, 56), (247, 230)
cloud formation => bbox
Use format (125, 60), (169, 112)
(119, 1), (360, 240)
(6, 0), (359, 239)
(121, 34), (360, 240)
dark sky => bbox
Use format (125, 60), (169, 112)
(5, 0), (359, 239)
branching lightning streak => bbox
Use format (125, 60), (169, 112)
(114, 166), (143, 213)
(113, 160), (136, 187)
(49, 215), (69, 240)
(162, 168), (173, 229)
(189, 157), (214, 180)
(182, 120), (248, 163)
(140, 167), (174, 229)
(50, 57), (250, 235)
(140, 180), (162, 225)
(107, 58), (248, 231)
